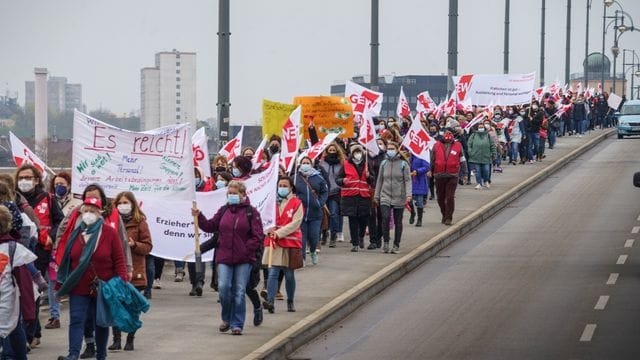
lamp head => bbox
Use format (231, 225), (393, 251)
(611, 46), (620, 57)
(604, 0), (614, 7)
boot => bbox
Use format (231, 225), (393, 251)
(108, 329), (122, 351)
(124, 333), (135, 351)
(416, 208), (423, 227)
(189, 284), (197, 296)
(321, 230), (328, 246)
(80, 342), (96, 358)
(329, 232), (337, 248)
(287, 300), (296, 312)
(263, 300), (275, 314)
(253, 306), (263, 326)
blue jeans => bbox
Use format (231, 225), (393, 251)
(174, 260), (185, 271)
(548, 128), (556, 148)
(326, 197), (343, 234)
(145, 255), (154, 297)
(472, 163), (491, 185)
(68, 295), (108, 360)
(217, 263), (252, 330)
(267, 266), (295, 302)
(528, 132), (540, 159)
(300, 219), (321, 260)
(412, 194), (425, 209)
(2, 317), (27, 360)
(48, 278), (60, 319)
(510, 141), (520, 162)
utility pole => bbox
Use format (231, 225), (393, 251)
(217, 0), (230, 145)
(601, 2), (607, 92)
(540, 0), (546, 86)
(584, 0), (591, 88)
(370, 0), (379, 87)
(447, 0), (458, 95)
(565, 0), (572, 85)
(504, 0), (510, 74)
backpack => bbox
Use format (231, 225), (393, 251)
(0, 241), (19, 339)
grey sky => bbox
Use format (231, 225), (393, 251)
(1, 0), (639, 125)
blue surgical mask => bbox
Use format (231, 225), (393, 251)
(300, 164), (312, 173)
(277, 187), (290, 198)
(232, 168), (241, 178)
(54, 185), (68, 198)
(387, 150), (397, 158)
(215, 180), (226, 189)
(227, 194), (241, 205)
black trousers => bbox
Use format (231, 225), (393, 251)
(368, 207), (383, 246)
(380, 206), (404, 247)
(348, 214), (369, 246)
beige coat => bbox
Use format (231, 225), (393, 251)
(262, 195), (303, 268)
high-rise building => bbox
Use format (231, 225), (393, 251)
(140, 50), (196, 131)
(25, 74), (82, 113)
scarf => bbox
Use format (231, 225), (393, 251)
(56, 217), (104, 297)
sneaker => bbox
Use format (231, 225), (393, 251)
(30, 337), (40, 348)
(337, 232), (345, 242)
(390, 246), (399, 254)
(153, 279), (162, 289)
(529, 160), (535, 164)
(310, 252), (318, 265)
(382, 242), (390, 253)
(351, 246), (358, 252)
(174, 269), (185, 282)
(485, 183), (491, 189)
(474, 184), (483, 190)
(276, 291), (285, 301)
(367, 243), (378, 250)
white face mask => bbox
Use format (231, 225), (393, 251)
(353, 152), (363, 161)
(117, 203), (132, 215)
(82, 212), (99, 225)
(18, 179), (34, 193)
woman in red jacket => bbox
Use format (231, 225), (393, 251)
(56, 197), (127, 360)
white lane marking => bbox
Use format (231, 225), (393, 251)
(594, 296), (610, 310)
(580, 324), (597, 342)
(625, 239), (635, 248)
(632, 226), (640, 234)
(617, 255), (628, 265)
(606, 273), (619, 285)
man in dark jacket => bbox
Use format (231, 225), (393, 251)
(528, 102), (544, 162)
(572, 95), (588, 136)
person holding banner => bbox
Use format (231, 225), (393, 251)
(261, 176), (303, 314)
(295, 156), (328, 265)
(318, 143), (345, 248)
(373, 142), (412, 254)
(55, 197), (127, 360)
(15, 163), (64, 348)
(192, 180), (263, 336)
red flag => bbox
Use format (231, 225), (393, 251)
(401, 116), (435, 162)
(396, 86), (411, 118)
(219, 126), (243, 163)
(281, 106), (302, 173)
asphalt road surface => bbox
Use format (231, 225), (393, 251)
(293, 137), (640, 360)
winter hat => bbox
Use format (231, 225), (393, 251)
(233, 156), (253, 176)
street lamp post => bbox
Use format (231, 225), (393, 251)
(540, 0), (546, 86)
(585, 0), (592, 88)
(612, 12), (637, 94)
(623, 49), (640, 98)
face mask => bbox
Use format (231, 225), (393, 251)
(227, 194), (241, 205)
(478, 127), (485, 133)
(494, 114), (502, 120)
(277, 187), (290, 198)
(484, 124), (491, 130)
(82, 212), (99, 225)
(387, 122), (395, 127)
(117, 204), (132, 215)
(532, 105), (539, 111)
(444, 133), (454, 142)
(519, 111), (526, 116)
(387, 150), (397, 158)
(55, 185), (68, 198)
(378, 144), (386, 151)
(353, 152), (363, 161)
(269, 144), (280, 154)
(17, 179), (34, 193)
(215, 166), (227, 172)
(232, 168), (242, 178)
(215, 180), (226, 189)
(300, 164), (312, 173)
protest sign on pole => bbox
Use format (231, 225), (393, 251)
(396, 86), (411, 119)
(281, 106), (302, 173)
(358, 108), (379, 156)
(607, 93), (623, 110)
(401, 117), (436, 162)
(72, 110), (194, 200)
(416, 91), (437, 117)
(299, 132), (340, 161)
(191, 127), (211, 178)
(262, 99), (298, 138)
(9, 132), (52, 180)
(145, 155), (279, 261)
(453, 72), (536, 106)
(345, 80), (383, 116)
(219, 126), (243, 163)
(292, 96), (354, 139)
(252, 135), (268, 170)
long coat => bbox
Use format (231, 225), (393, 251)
(124, 218), (153, 288)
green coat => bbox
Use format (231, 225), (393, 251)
(467, 131), (497, 164)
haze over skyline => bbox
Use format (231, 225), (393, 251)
(1, 0), (639, 125)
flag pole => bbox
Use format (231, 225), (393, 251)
(192, 200), (204, 285)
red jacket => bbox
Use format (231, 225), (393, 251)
(68, 224), (127, 296)
(432, 141), (463, 176)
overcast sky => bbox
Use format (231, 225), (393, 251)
(1, 0), (639, 125)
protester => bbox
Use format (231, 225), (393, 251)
(429, 128), (467, 225)
(572, 94), (589, 137)
(15, 163), (64, 349)
(318, 143), (344, 248)
(107, 191), (152, 351)
(508, 110), (525, 165)
(467, 122), (497, 189)
(409, 153), (430, 227)
(56, 197), (127, 360)
(367, 139), (387, 249)
(295, 156), (328, 265)
(192, 180), (263, 335)
(528, 102), (544, 162)
(373, 141), (412, 254)
(262, 176), (303, 314)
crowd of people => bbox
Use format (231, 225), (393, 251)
(0, 89), (618, 359)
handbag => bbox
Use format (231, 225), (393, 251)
(288, 247), (304, 270)
(95, 279), (114, 328)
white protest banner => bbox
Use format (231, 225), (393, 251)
(281, 106), (302, 173)
(145, 155), (279, 261)
(607, 93), (623, 110)
(401, 117), (436, 161)
(453, 72), (536, 106)
(192, 127), (211, 178)
(396, 86), (411, 119)
(72, 110), (194, 200)
(9, 132), (51, 180)
(345, 80), (383, 115)
(219, 126), (243, 163)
